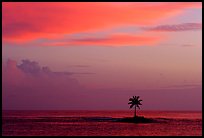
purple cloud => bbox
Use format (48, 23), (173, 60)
(2, 59), (86, 110)
(143, 23), (202, 32)
(162, 84), (201, 89)
(17, 59), (42, 74)
(53, 72), (95, 76)
(16, 59), (94, 76)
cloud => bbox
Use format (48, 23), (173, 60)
(53, 72), (95, 75)
(17, 59), (44, 74)
(3, 32), (165, 47)
(3, 2), (201, 43)
(162, 84), (202, 89)
(16, 59), (94, 76)
(143, 23), (202, 32)
(3, 59), (82, 86)
(72, 65), (91, 68)
(71, 34), (162, 46)
(16, 59), (73, 76)
(40, 33), (164, 47)
(2, 59), (96, 110)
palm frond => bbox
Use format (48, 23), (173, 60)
(129, 98), (133, 101)
(128, 102), (133, 104)
(130, 104), (134, 109)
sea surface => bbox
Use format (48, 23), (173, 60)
(2, 110), (202, 136)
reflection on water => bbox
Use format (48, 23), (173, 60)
(2, 110), (202, 136)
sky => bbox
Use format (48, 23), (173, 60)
(2, 2), (202, 110)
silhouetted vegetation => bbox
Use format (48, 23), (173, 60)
(128, 96), (142, 118)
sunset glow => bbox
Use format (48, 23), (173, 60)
(2, 2), (202, 111)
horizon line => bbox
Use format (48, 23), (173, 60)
(2, 109), (202, 112)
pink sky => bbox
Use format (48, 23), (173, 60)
(2, 2), (202, 110)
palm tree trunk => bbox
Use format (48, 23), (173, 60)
(134, 105), (136, 118)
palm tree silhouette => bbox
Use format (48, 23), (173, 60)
(128, 96), (142, 118)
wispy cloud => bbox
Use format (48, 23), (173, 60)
(162, 83), (201, 89)
(53, 72), (95, 75)
(73, 65), (91, 68)
(40, 33), (164, 47)
(143, 23), (202, 32)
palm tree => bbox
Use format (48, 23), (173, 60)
(128, 96), (142, 118)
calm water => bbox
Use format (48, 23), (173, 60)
(2, 110), (202, 136)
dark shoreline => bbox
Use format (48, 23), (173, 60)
(3, 115), (201, 124)
(115, 116), (157, 123)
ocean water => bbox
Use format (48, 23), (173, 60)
(2, 110), (202, 136)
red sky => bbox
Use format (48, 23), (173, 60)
(2, 2), (202, 110)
